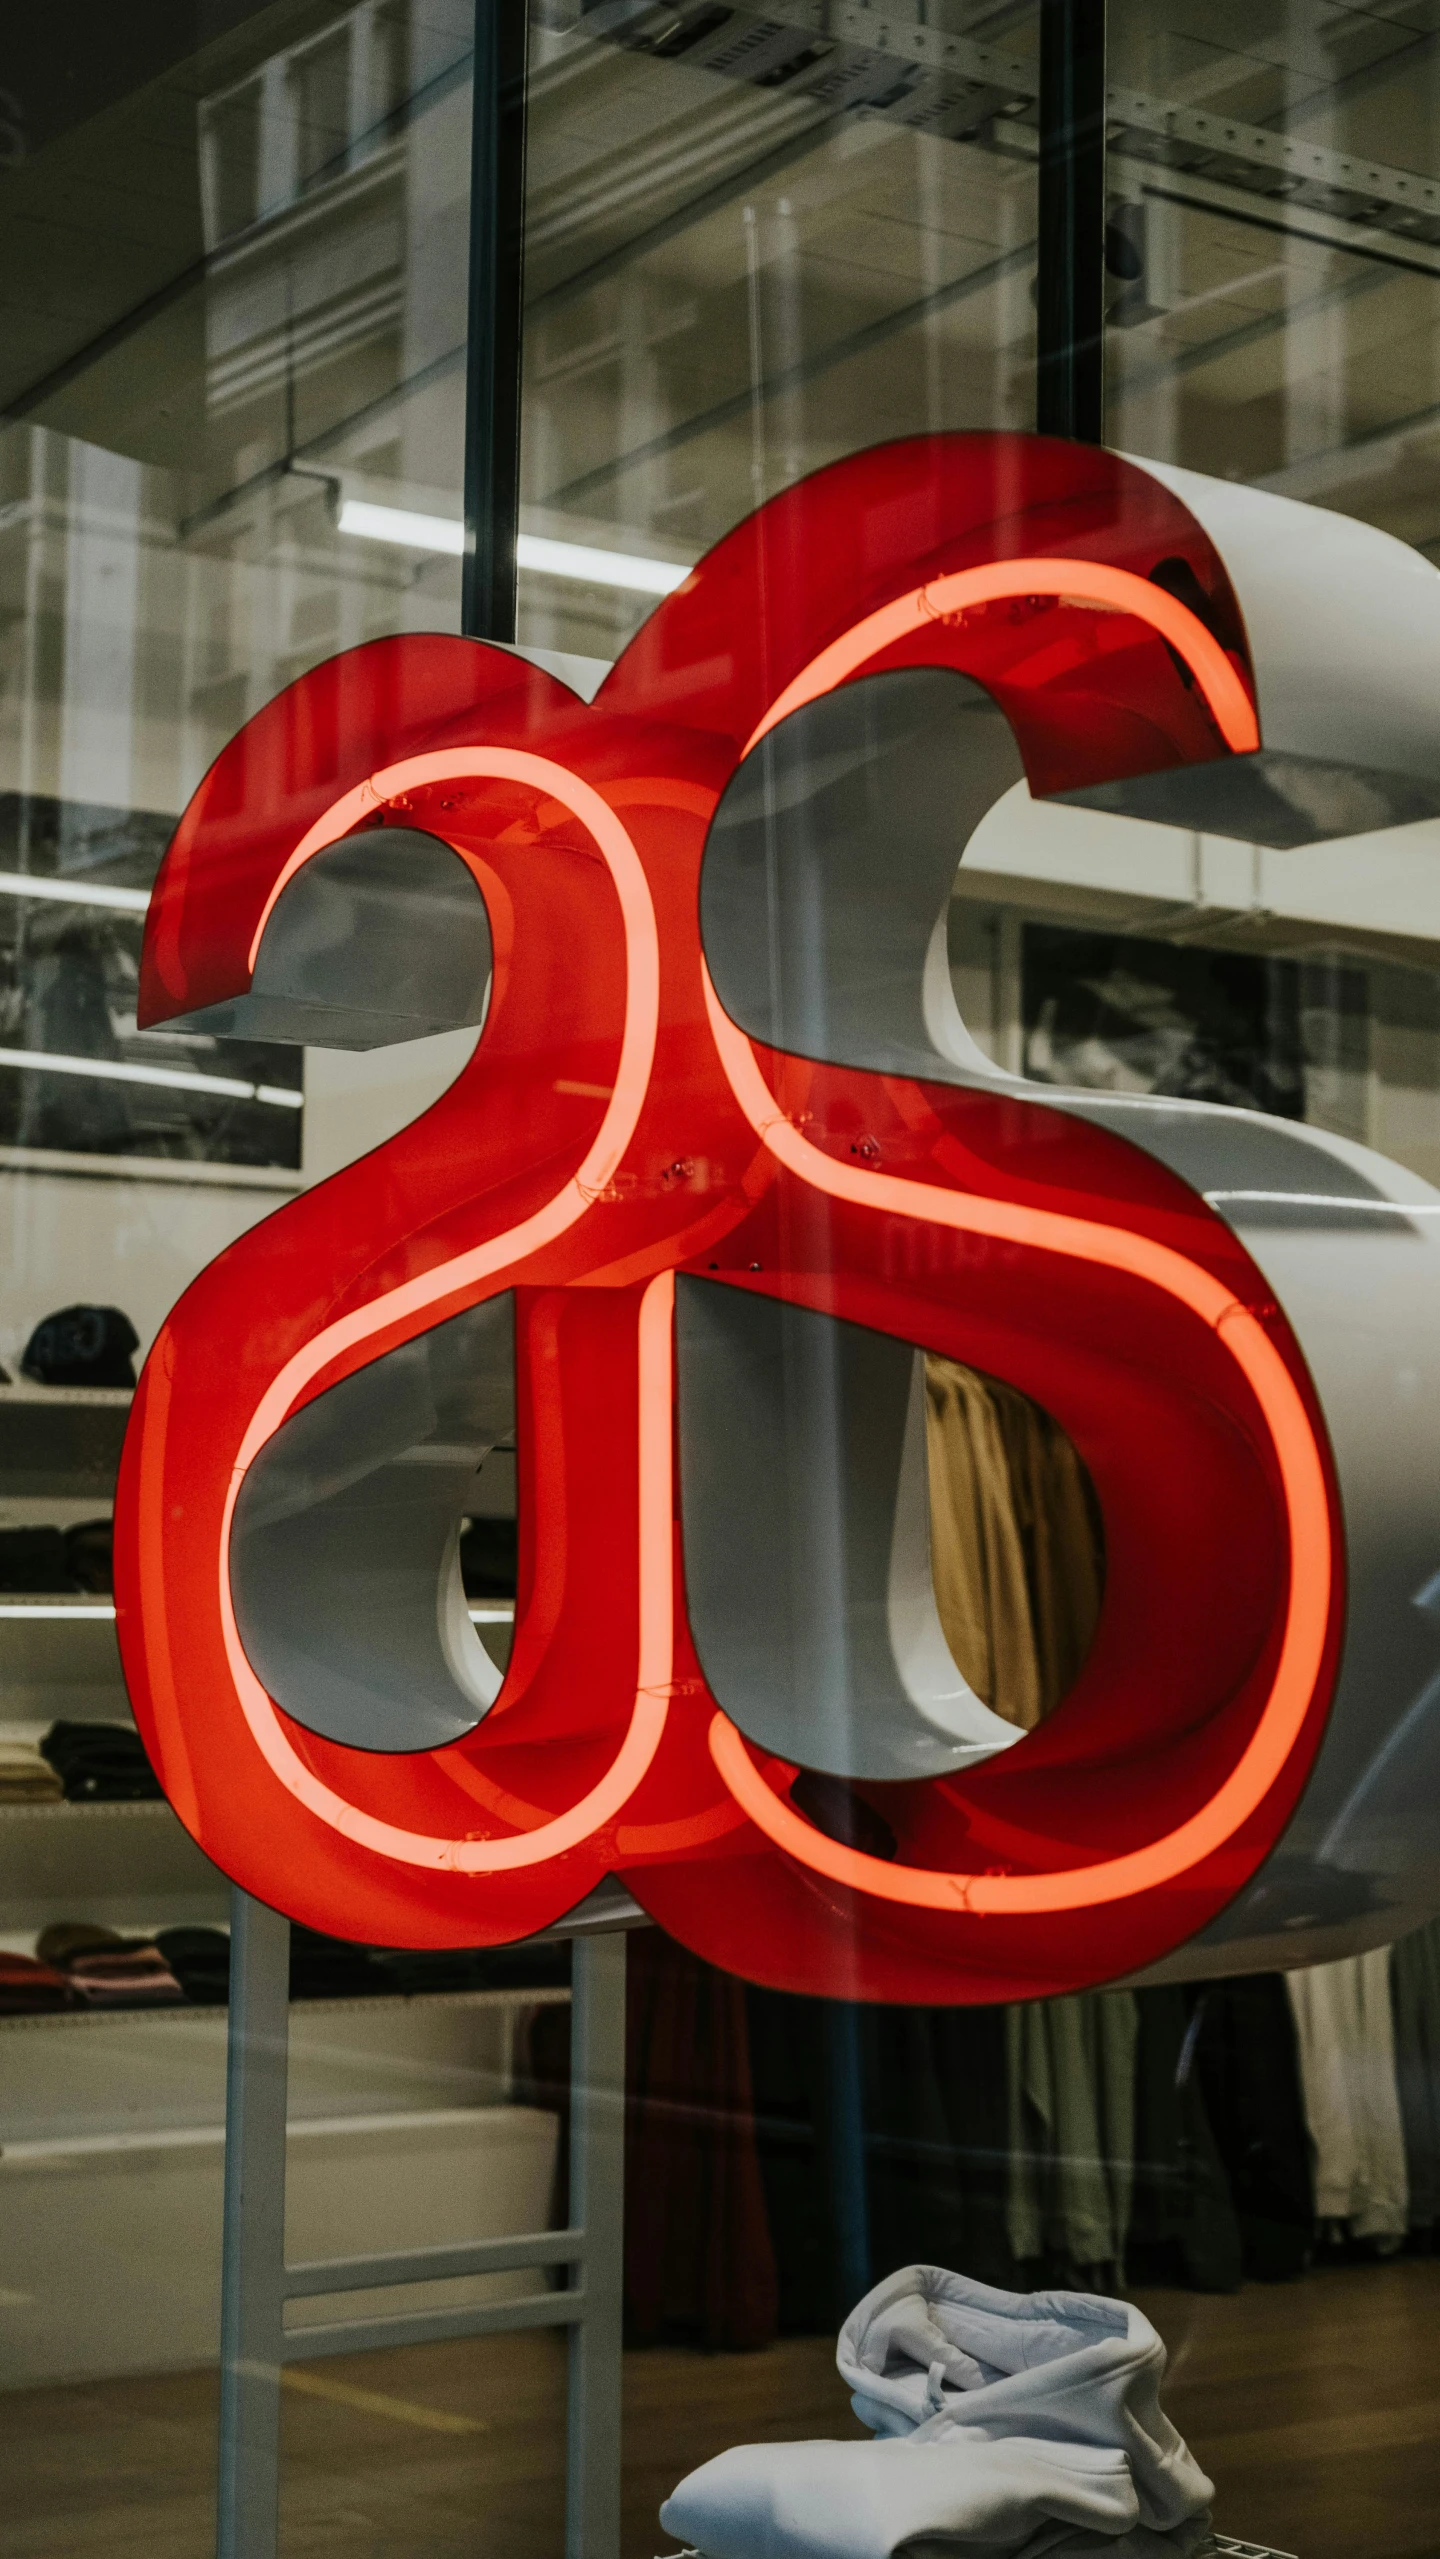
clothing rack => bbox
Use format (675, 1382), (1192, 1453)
(216, 1881), (642, 2559)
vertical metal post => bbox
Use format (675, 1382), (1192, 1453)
(216, 1888), (291, 2559)
(1035, 0), (1107, 441)
(825, 2002), (871, 2317)
(566, 1930), (627, 2559)
(462, 0), (529, 642)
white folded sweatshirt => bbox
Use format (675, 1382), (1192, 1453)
(659, 2265), (1214, 2559)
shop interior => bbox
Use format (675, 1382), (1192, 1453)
(4, 4), (1440, 2554)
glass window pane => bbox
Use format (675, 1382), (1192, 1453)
(519, 0), (1042, 660)
(1107, 0), (1440, 554)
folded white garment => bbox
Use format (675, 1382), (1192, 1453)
(660, 2265), (1214, 2559)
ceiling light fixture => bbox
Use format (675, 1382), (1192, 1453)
(0, 869), (151, 915)
(336, 498), (691, 594)
(0, 1049), (302, 1109)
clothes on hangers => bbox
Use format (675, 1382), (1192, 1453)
(988, 1383), (1105, 1716)
(660, 2264), (1214, 2559)
(1286, 1951), (1407, 2243)
(1390, 1917), (1440, 2233)
(624, 1928), (778, 2351)
(864, 2005), (1015, 2294)
(1188, 1975), (1314, 2279)
(924, 1359), (1040, 1729)
(1126, 1987), (1243, 2294)
(924, 1358), (1104, 1730)
(1005, 1993), (1137, 2284)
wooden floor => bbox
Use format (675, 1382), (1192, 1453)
(4, 2261), (1440, 2559)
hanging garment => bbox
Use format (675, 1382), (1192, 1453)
(1188, 1975), (1313, 2278)
(660, 2264), (1214, 2559)
(747, 1993), (1024, 2336)
(925, 1358), (1041, 1730)
(1286, 1951), (1408, 2241)
(1390, 1918), (1440, 2232)
(745, 1987), (844, 2334)
(1126, 1988), (1242, 2294)
(623, 1929), (778, 2351)
(924, 1359), (1104, 1731)
(1006, 1994), (1137, 2283)
(988, 1384), (1105, 1716)
(930, 2004), (1017, 2290)
(861, 2006), (967, 2288)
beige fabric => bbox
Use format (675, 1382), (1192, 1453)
(924, 1358), (1040, 1729)
(1005, 1992), (1139, 2273)
(924, 1357), (1104, 1730)
(990, 1384), (1106, 1715)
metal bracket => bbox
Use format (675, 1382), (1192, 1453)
(216, 1884), (635, 2559)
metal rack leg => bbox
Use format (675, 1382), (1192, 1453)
(565, 1929), (627, 2559)
(217, 1888), (291, 2559)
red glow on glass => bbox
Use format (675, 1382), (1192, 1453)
(114, 434), (1342, 2002)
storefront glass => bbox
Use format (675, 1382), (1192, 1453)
(3, 9), (1440, 2559)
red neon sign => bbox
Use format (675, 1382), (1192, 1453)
(114, 434), (1345, 2001)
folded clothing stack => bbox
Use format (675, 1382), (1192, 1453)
(288, 1922), (385, 2000)
(36, 1922), (184, 2007)
(0, 1518), (114, 1593)
(40, 1720), (163, 1802)
(660, 2265), (1215, 2559)
(0, 1734), (64, 1802)
(0, 1952), (76, 2013)
(155, 1925), (231, 2005)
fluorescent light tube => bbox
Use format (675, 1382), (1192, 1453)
(0, 869), (151, 915)
(338, 497), (465, 554)
(517, 534), (689, 595)
(0, 1603), (117, 1619)
(336, 498), (690, 593)
(0, 1049), (302, 1109)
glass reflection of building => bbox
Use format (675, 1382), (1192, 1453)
(4, 9), (1440, 2558)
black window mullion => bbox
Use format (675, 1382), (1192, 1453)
(1036, 0), (1107, 443)
(462, 0), (529, 642)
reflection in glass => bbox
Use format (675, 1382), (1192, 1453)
(520, 0), (1042, 660)
(1106, 3), (1440, 557)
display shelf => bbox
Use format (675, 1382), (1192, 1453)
(0, 1796), (226, 1929)
(0, 1983), (571, 2144)
(0, 2098), (563, 2389)
(0, 1591), (127, 1714)
(0, 1385), (131, 1500)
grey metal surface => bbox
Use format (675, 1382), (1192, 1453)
(675, 1277), (1018, 1781)
(696, 653), (1440, 1970)
(700, 665), (1022, 1083)
(1060, 746), (1440, 847)
(282, 2227), (584, 2296)
(216, 1890), (290, 2559)
(230, 1294), (514, 1753)
(281, 2291), (586, 2361)
(567, 1929), (627, 2559)
(1067, 1099), (1440, 1978)
(214, 1883), (631, 2559)
(170, 828), (492, 1050)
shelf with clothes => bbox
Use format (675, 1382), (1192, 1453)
(0, 1966), (575, 2390)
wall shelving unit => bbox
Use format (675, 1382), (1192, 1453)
(0, 1379), (560, 2398)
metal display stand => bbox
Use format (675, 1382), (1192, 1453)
(216, 1884), (636, 2559)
